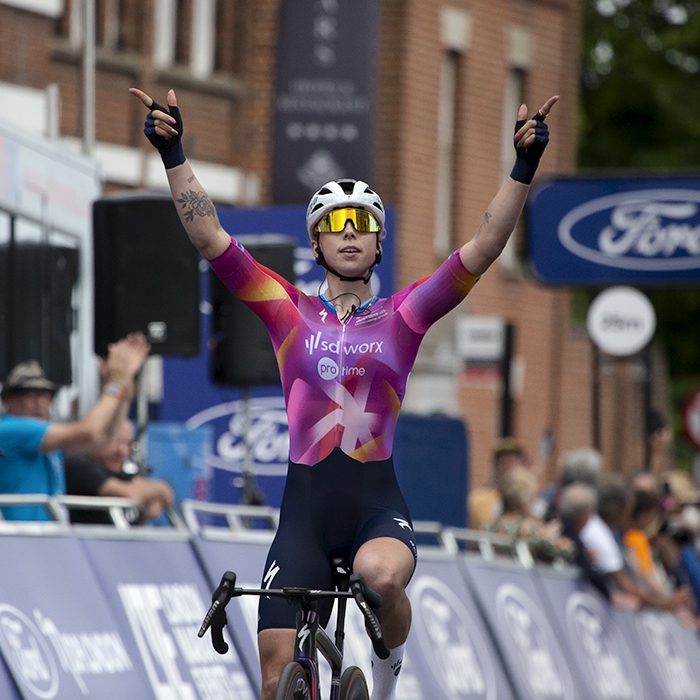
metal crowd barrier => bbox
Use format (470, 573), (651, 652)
(1, 496), (700, 700)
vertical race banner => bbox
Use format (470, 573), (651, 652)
(272, 0), (381, 203)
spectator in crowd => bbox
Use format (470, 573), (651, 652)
(559, 483), (618, 601)
(469, 437), (529, 529)
(0, 333), (150, 521)
(677, 504), (700, 613)
(583, 476), (695, 623)
(624, 487), (672, 596)
(488, 466), (575, 563)
(647, 411), (674, 476)
(64, 419), (173, 525)
(544, 447), (603, 522)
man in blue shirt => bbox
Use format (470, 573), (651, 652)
(0, 333), (150, 521)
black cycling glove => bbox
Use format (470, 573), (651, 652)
(510, 112), (549, 185)
(144, 100), (185, 170)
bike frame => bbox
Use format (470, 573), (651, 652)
(199, 564), (387, 700)
(291, 575), (352, 700)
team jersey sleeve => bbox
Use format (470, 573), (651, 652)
(208, 237), (301, 344)
(394, 250), (479, 334)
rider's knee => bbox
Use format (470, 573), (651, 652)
(360, 562), (406, 605)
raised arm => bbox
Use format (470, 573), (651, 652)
(129, 88), (231, 260)
(460, 96), (559, 276)
(40, 333), (150, 453)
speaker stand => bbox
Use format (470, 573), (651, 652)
(132, 369), (149, 471)
(239, 386), (265, 506)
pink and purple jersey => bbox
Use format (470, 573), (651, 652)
(210, 239), (478, 466)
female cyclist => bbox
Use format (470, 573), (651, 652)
(131, 86), (557, 700)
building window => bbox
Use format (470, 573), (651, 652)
(153, 0), (241, 77)
(214, 0), (241, 73)
(175, 0), (193, 65)
(434, 7), (471, 260)
(499, 25), (533, 277)
(434, 49), (461, 259)
(54, 0), (143, 53)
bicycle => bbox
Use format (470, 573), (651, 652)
(198, 558), (390, 700)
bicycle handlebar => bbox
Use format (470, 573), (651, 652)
(198, 570), (390, 659)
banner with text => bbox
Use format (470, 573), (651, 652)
(0, 535), (152, 700)
(272, 0), (380, 203)
(527, 176), (700, 286)
(79, 537), (256, 700)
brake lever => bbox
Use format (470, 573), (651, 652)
(349, 573), (390, 660)
(198, 571), (237, 654)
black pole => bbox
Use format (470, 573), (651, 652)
(7, 215), (16, 369)
(592, 341), (601, 451)
(500, 322), (515, 437)
(642, 346), (653, 471)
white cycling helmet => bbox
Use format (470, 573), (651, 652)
(306, 179), (386, 241)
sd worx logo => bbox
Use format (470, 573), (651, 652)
(306, 331), (384, 381)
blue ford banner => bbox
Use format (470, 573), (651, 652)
(80, 538), (256, 700)
(272, 0), (380, 202)
(0, 535), (152, 700)
(527, 176), (700, 286)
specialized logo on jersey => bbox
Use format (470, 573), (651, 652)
(394, 518), (412, 531)
(263, 561), (280, 590)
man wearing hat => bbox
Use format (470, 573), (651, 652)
(0, 333), (150, 521)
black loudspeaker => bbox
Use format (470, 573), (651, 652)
(93, 193), (201, 357)
(0, 244), (79, 386)
(210, 235), (296, 386)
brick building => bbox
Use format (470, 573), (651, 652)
(1, 0), (666, 496)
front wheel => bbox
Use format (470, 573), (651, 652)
(274, 662), (311, 700)
(339, 666), (369, 700)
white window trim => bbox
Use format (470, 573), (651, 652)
(153, 0), (177, 68)
(191, 0), (216, 78)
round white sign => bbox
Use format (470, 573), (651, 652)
(586, 286), (656, 357)
(683, 389), (700, 450)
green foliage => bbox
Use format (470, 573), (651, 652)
(580, 0), (700, 169)
(579, 0), (700, 463)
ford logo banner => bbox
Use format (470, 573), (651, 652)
(526, 176), (700, 285)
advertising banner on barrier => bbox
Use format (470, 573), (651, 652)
(0, 656), (20, 699)
(191, 538), (271, 695)
(0, 535), (153, 700)
(613, 607), (700, 700)
(79, 537), (256, 700)
(462, 559), (580, 700)
(406, 558), (515, 700)
(534, 568), (645, 700)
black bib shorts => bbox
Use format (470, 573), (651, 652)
(257, 448), (418, 632)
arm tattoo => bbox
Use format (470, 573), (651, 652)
(187, 174), (196, 183)
(481, 211), (492, 226)
(177, 190), (216, 222)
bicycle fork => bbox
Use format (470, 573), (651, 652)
(294, 606), (347, 700)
